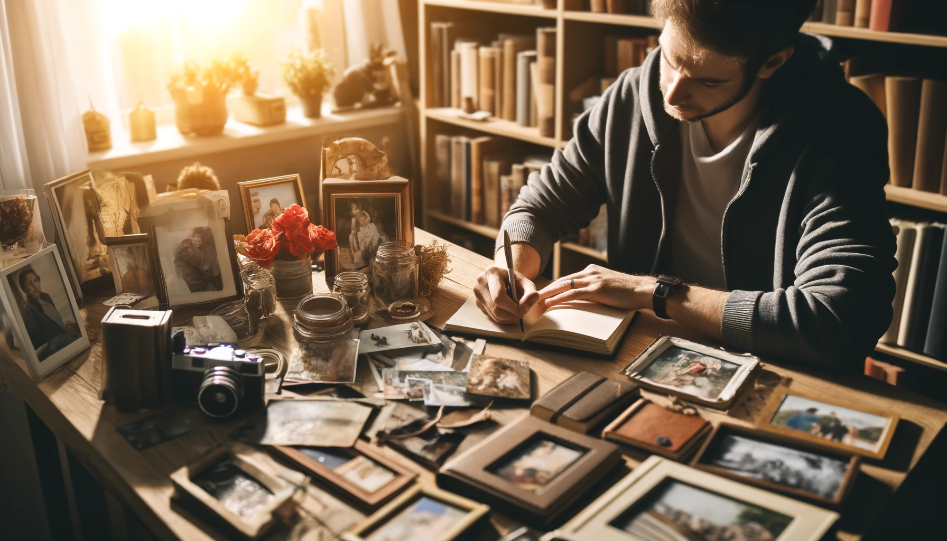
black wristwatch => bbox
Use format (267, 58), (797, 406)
(652, 274), (683, 320)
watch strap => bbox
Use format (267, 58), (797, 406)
(653, 282), (670, 319)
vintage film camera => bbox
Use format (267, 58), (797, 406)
(170, 332), (265, 418)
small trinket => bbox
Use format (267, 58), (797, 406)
(389, 300), (421, 320)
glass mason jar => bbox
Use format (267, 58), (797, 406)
(372, 241), (418, 307)
(210, 300), (257, 341)
(332, 272), (371, 325)
(293, 293), (354, 344)
(271, 255), (314, 299)
(241, 264), (278, 320)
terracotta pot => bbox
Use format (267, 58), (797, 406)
(171, 89), (228, 136)
(299, 93), (323, 118)
(271, 255), (314, 299)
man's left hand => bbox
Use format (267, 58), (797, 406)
(537, 265), (655, 312)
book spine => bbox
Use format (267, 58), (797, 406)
(469, 138), (492, 225)
(942, 134), (947, 195)
(431, 24), (443, 108)
(516, 51), (536, 126)
(442, 23), (455, 108)
(854, 0), (872, 28)
(836, 0), (856, 26)
(511, 163), (527, 204)
(906, 225), (945, 352)
(912, 80), (947, 193)
(500, 173), (514, 219)
(811, 0), (825, 21)
(849, 73), (887, 117)
(881, 222), (916, 343)
(869, 0), (904, 31)
(537, 27), (557, 139)
(503, 38), (533, 121)
(494, 43), (504, 120)
(590, 0), (607, 12)
(436, 134), (453, 213)
(823, 0), (838, 24)
(462, 138), (472, 222)
(924, 231), (947, 359)
(450, 49), (461, 109)
(459, 42), (479, 111)
(479, 47), (497, 116)
(606, 0), (630, 14)
(898, 224), (928, 347)
(450, 136), (466, 218)
(885, 77), (923, 187)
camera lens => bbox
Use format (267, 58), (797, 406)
(198, 366), (244, 418)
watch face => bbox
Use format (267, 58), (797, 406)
(656, 274), (682, 287)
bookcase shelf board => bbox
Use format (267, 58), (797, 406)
(802, 22), (947, 49)
(427, 209), (502, 239)
(561, 241), (607, 261)
(875, 343), (947, 373)
(885, 185), (947, 213)
(561, 10), (663, 29)
(426, 108), (559, 148)
(425, 0), (558, 19)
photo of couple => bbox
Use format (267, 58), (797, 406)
(772, 395), (891, 453)
(173, 227), (223, 293)
(334, 196), (397, 271)
(246, 180), (302, 230)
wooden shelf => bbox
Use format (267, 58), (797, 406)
(885, 185), (947, 213)
(802, 22), (947, 48)
(427, 210), (500, 239)
(562, 10), (663, 29)
(425, 108), (559, 148)
(875, 343), (947, 372)
(561, 241), (607, 261)
(425, 0), (557, 18)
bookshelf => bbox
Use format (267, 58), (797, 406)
(875, 343), (947, 373)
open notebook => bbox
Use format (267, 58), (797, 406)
(444, 296), (636, 355)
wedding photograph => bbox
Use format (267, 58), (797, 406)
(490, 439), (584, 492)
(637, 345), (740, 402)
(334, 195), (399, 272)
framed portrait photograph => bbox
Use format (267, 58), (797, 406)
(758, 388), (899, 460)
(238, 174), (306, 232)
(170, 443), (297, 539)
(554, 456), (839, 541)
(275, 440), (417, 510)
(341, 485), (489, 541)
(691, 423), (860, 507)
(44, 169), (113, 299)
(620, 336), (759, 409)
(104, 234), (159, 298)
(321, 177), (414, 278)
(0, 245), (90, 379)
(437, 416), (622, 526)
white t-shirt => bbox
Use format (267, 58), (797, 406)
(668, 117), (759, 289)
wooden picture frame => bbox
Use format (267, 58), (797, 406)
(0, 245), (91, 380)
(170, 443), (297, 539)
(691, 422), (860, 507)
(238, 174), (306, 232)
(756, 387), (899, 460)
(274, 441), (417, 510)
(341, 485), (488, 541)
(554, 456), (839, 541)
(103, 233), (160, 299)
(321, 177), (414, 280)
(620, 335), (759, 409)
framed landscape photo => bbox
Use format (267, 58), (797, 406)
(104, 234), (159, 298)
(554, 456), (839, 541)
(321, 177), (414, 279)
(238, 174), (306, 232)
(341, 485), (488, 541)
(275, 440), (417, 510)
(620, 336), (759, 409)
(758, 388), (898, 460)
(0, 245), (90, 379)
(692, 423), (860, 507)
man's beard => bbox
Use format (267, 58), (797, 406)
(662, 71), (758, 123)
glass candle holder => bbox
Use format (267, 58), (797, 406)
(332, 272), (371, 325)
(0, 190), (37, 252)
(372, 241), (418, 307)
(293, 293), (354, 344)
(241, 265), (277, 321)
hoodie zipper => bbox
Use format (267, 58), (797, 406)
(649, 144), (666, 274)
(721, 163), (756, 290)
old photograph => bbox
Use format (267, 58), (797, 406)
(285, 339), (358, 383)
(637, 346), (740, 402)
(243, 180), (302, 230)
(610, 479), (793, 541)
(700, 433), (850, 501)
(365, 496), (468, 541)
(191, 458), (275, 520)
(296, 447), (396, 494)
(230, 400), (372, 447)
(6, 256), (82, 361)
(422, 384), (481, 407)
(770, 394), (892, 453)
(382, 368), (468, 399)
(108, 243), (156, 296)
(358, 322), (441, 354)
(49, 171), (111, 284)
(334, 195), (399, 272)
(490, 439), (584, 492)
(404, 377), (430, 401)
(466, 356), (531, 400)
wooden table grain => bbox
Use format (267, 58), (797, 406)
(1, 229), (944, 540)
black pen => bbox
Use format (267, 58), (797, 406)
(502, 230), (525, 333)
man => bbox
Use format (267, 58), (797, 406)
(16, 267), (80, 360)
(474, 0), (895, 368)
(785, 407), (821, 432)
(250, 191), (262, 227)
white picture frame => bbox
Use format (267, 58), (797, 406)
(0, 245), (90, 379)
(620, 336), (759, 408)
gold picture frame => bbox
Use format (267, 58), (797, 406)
(238, 174), (307, 233)
(341, 485), (488, 541)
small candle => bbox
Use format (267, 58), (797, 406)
(129, 102), (156, 142)
(82, 103), (112, 152)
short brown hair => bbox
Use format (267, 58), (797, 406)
(652, 0), (817, 69)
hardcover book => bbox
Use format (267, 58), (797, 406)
(912, 79), (947, 192)
(906, 224), (945, 352)
(502, 36), (535, 121)
(516, 50), (537, 127)
(898, 223), (930, 347)
(536, 27), (557, 138)
(924, 231), (947, 359)
(885, 76), (923, 187)
(880, 221), (917, 343)
(531, 372), (640, 434)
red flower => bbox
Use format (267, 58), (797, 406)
(243, 228), (282, 268)
(271, 204), (308, 236)
(268, 204), (338, 259)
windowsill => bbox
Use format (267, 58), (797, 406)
(87, 104), (403, 171)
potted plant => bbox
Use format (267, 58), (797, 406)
(234, 204), (338, 298)
(167, 60), (231, 136)
(281, 49), (334, 118)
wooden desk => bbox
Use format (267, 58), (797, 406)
(1, 229), (944, 540)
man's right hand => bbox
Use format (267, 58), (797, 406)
(473, 266), (540, 324)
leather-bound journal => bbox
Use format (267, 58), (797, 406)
(602, 399), (712, 461)
(530, 372), (640, 433)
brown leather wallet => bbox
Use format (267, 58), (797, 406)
(602, 399), (711, 461)
(530, 372), (640, 433)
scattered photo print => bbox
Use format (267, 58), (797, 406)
(489, 438), (584, 492)
(466, 356), (530, 400)
(285, 339), (359, 383)
(700, 433), (851, 500)
(191, 458), (274, 520)
(335, 196), (400, 272)
(381, 369), (468, 400)
(388, 422), (465, 469)
(770, 394), (893, 453)
(247, 183), (301, 230)
(404, 377), (430, 401)
(638, 346), (740, 401)
(609, 478), (793, 541)
(422, 384), (484, 407)
(296, 447), (397, 494)
(365, 496), (467, 541)
(358, 322), (441, 354)
(230, 400), (371, 447)
(116, 409), (194, 451)
(6, 255), (82, 361)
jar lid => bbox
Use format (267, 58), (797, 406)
(334, 271), (370, 289)
(374, 240), (417, 263)
(293, 293), (354, 342)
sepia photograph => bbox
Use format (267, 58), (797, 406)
(364, 496), (468, 541)
(404, 377), (430, 401)
(106, 234), (157, 297)
(698, 433), (851, 501)
(610, 478), (793, 541)
(769, 394), (894, 454)
(422, 384), (482, 407)
(285, 339), (359, 384)
(230, 400), (372, 447)
(239, 175), (305, 232)
(466, 355), (531, 400)
(46, 170), (111, 286)
(334, 195), (400, 272)
(358, 322), (441, 354)
(116, 409), (193, 451)
(191, 458), (276, 521)
(387, 420), (466, 469)
(382, 368), (468, 400)
(296, 447), (397, 495)
(637, 345), (740, 402)
(490, 438), (584, 492)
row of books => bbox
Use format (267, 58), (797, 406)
(849, 75), (947, 194)
(881, 219), (947, 360)
(429, 23), (557, 137)
(588, 0), (651, 14)
(810, 0), (947, 34)
(434, 133), (550, 228)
